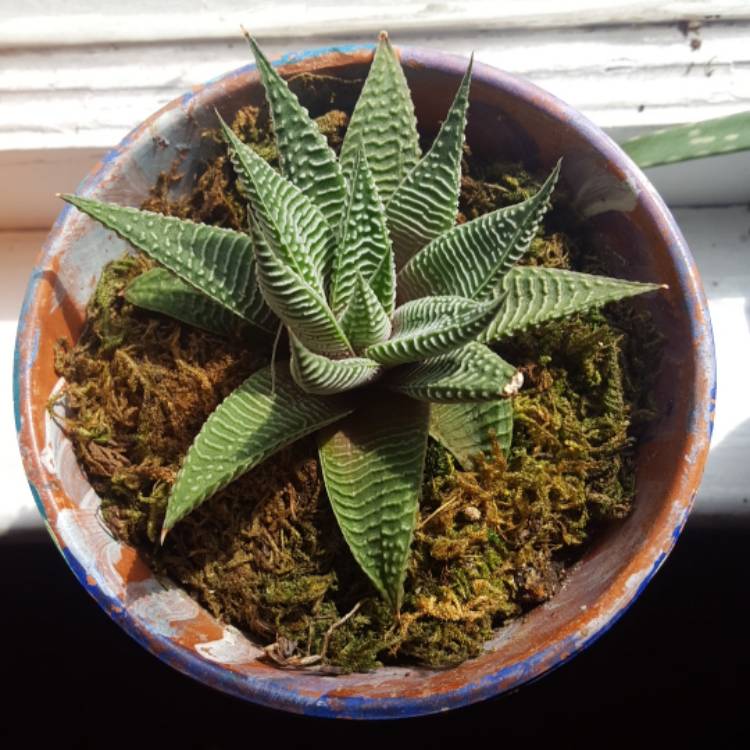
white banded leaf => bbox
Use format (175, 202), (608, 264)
(430, 399), (514, 467)
(246, 35), (346, 227)
(365, 294), (504, 366)
(61, 195), (274, 331)
(397, 161), (561, 301)
(386, 57), (473, 268)
(388, 342), (520, 402)
(318, 393), (429, 610)
(480, 266), (664, 343)
(125, 268), (257, 338)
(252, 215), (353, 357)
(339, 32), (421, 203)
(219, 117), (335, 290)
(332, 148), (395, 315)
(289, 334), (382, 395)
(163, 366), (353, 535)
(339, 273), (392, 352)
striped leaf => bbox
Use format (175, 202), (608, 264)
(621, 111), (750, 169)
(387, 56), (473, 268)
(430, 399), (514, 467)
(397, 161), (561, 301)
(289, 334), (382, 395)
(480, 266), (664, 343)
(365, 294), (504, 366)
(251, 214), (353, 357)
(339, 273), (392, 353)
(125, 267), (259, 338)
(318, 393), (429, 610)
(163, 366), (353, 535)
(332, 147), (395, 315)
(61, 194), (274, 331)
(246, 34), (346, 228)
(339, 32), (421, 203)
(388, 342), (520, 402)
(219, 117), (335, 291)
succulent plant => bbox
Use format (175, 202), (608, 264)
(62, 32), (662, 611)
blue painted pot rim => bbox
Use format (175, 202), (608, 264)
(14, 42), (716, 720)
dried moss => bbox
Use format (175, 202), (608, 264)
(52, 77), (664, 673)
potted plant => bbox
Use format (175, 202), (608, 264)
(14, 33), (714, 718)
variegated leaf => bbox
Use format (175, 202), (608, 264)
(251, 214), (354, 357)
(387, 56), (473, 268)
(430, 399), (514, 467)
(331, 147), (395, 315)
(388, 342), (520, 402)
(339, 32), (421, 203)
(125, 267), (257, 338)
(480, 266), (664, 343)
(289, 334), (382, 395)
(339, 273), (392, 352)
(163, 366), (353, 535)
(61, 194), (275, 331)
(365, 294), (504, 366)
(219, 117), (336, 290)
(397, 161), (561, 301)
(246, 35), (347, 228)
(318, 393), (429, 610)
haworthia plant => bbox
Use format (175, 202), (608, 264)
(62, 32), (663, 612)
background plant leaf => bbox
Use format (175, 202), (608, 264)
(387, 342), (520, 402)
(430, 399), (514, 468)
(318, 393), (429, 611)
(163, 366), (353, 535)
(386, 57), (473, 268)
(289, 334), (382, 395)
(479, 266), (663, 343)
(61, 195), (275, 332)
(125, 267), (259, 338)
(339, 32), (421, 203)
(621, 111), (750, 169)
(397, 161), (560, 301)
(246, 34), (347, 228)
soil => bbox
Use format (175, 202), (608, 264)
(51, 73), (664, 673)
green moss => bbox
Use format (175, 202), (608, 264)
(51, 81), (664, 673)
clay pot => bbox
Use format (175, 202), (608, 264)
(14, 44), (714, 718)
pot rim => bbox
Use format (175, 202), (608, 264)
(13, 42), (716, 720)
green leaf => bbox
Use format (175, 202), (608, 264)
(430, 399), (514, 468)
(480, 266), (664, 343)
(331, 147), (395, 316)
(246, 34), (347, 227)
(251, 214), (354, 357)
(289, 334), (382, 395)
(339, 32), (421, 203)
(386, 57), (473, 268)
(125, 267), (256, 338)
(339, 273), (392, 352)
(388, 342), (520, 402)
(163, 366), (353, 535)
(621, 111), (750, 169)
(219, 117), (336, 291)
(61, 194), (275, 332)
(318, 392), (429, 610)
(397, 161), (561, 301)
(365, 294), (504, 366)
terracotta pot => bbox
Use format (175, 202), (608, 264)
(14, 44), (715, 719)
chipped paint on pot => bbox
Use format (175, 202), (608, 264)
(14, 44), (715, 719)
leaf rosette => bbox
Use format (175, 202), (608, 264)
(62, 31), (663, 611)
